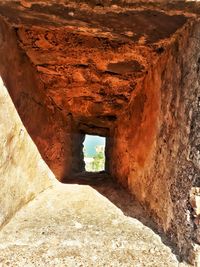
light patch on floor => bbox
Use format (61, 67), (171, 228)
(0, 179), (188, 267)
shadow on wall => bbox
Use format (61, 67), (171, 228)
(0, 17), (73, 181)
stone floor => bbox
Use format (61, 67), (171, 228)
(0, 176), (189, 267)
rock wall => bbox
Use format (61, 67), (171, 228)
(109, 21), (200, 263)
(0, 78), (54, 229)
(0, 0), (199, 263)
(0, 18), (72, 180)
(0, 0), (190, 180)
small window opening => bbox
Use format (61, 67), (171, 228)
(83, 134), (105, 172)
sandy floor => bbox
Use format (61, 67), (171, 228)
(0, 176), (189, 267)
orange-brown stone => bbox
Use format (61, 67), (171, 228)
(0, 0), (199, 264)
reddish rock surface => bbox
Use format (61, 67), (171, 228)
(0, 0), (200, 264)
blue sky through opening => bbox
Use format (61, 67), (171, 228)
(83, 135), (105, 157)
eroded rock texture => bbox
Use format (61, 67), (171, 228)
(0, 0), (200, 264)
(110, 21), (200, 264)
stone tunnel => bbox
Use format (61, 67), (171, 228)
(0, 0), (200, 266)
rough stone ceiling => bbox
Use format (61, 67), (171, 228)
(0, 0), (199, 131)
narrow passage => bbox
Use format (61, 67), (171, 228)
(0, 177), (183, 267)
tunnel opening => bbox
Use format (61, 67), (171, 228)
(68, 117), (112, 181)
(83, 134), (106, 172)
(0, 4), (198, 263)
(67, 125), (112, 184)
